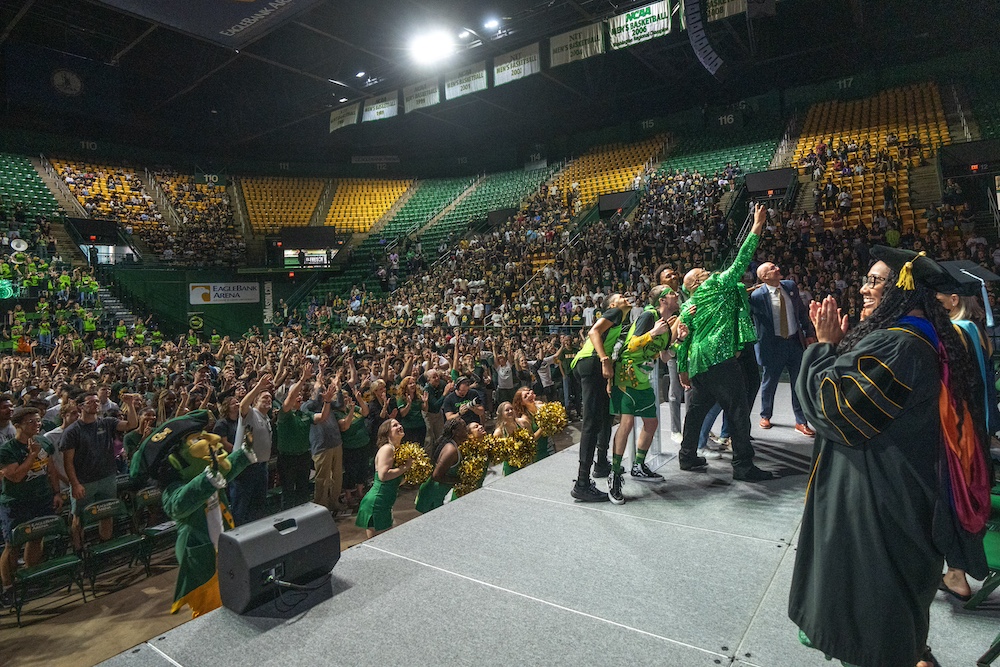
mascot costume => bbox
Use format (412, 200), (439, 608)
(131, 410), (255, 617)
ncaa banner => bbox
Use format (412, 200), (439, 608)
(609, 0), (672, 50)
(445, 62), (487, 101)
(329, 103), (359, 133)
(362, 91), (399, 122)
(549, 23), (605, 67)
(403, 78), (440, 113)
(189, 282), (260, 305)
(493, 43), (540, 87)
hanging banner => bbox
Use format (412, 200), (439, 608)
(444, 62), (487, 101)
(403, 78), (440, 113)
(608, 0), (672, 50)
(362, 91), (399, 122)
(707, 0), (746, 21)
(329, 103), (359, 133)
(549, 23), (605, 67)
(493, 43), (541, 87)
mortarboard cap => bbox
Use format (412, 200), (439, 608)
(130, 410), (211, 485)
(869, 246), (962, 293)
(938, 260), (1000, 297)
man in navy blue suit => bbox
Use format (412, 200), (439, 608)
(750, 262), (816, 437)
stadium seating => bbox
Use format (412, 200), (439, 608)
(324, 178), (413, 232)
(51, 159), (161, 230)
(153, 170), (245, 266)
(0, 153), (62, 222)
(375, 176), (474, 242)
(792, 83), (950, 231)
(550, 136), (666, 207)
(421, 165), (560, 252)
(658, 134), (779, 181)
(240, 176), (325, 234)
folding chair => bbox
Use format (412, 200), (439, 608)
(81, 498), (149, 595)
(131, 486), (177, 560)
(10, 515), (86, 627)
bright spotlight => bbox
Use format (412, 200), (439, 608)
(410, 30), (456, 65)
(458, 30), (471, 39)
(355, 71), (365, 78)
(339, 97), (348, 103)
(483, 18), (499, 30)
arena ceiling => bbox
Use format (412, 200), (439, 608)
(0, 0), (995, 164)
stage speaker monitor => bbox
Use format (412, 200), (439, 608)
(218, 502), (340, 614)
(683, 0), (726, 80)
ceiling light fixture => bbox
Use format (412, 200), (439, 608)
(339, 97), (348, 103)
(356, 71), (366, 78)
(410, 30), (456, 65)
(483, 18), (499, 30)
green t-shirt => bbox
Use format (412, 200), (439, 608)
(335, 408), (369, 449)
(397, 395), (425, 429)
(276, 408), (313, 455)
(0, 437), (56, 506)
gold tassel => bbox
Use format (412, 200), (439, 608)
(895, 251), (925, 290)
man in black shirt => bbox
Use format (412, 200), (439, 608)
(442, 377), (484, 426)
(63, 391), (138, 546)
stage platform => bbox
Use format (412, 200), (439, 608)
(102, 393), (999, 667)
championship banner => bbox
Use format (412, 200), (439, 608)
(707, 0), (746, 21)
(444, 62), (487, 101)
(609, 0), (672, 50)
(549, 23), (605, 67)
(493, 43), (540, 87)
(329, 103), (359, 133)
(362, 91), (398, 122)
(95, 0), (324, 49)
(189, 283), (260, 305)
(403, 78), (440, 113)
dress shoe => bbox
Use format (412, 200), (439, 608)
(679, 456), (708, 471)
(759, 418), (772, 429)
(794, 423), (816, 437)
(733, 466), (776, 482)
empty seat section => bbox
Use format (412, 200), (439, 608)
(240, 176), (325, 234)
(0, 154), (61, 222)
(324, 178), (413, 233)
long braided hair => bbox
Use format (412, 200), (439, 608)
(432, 417), (467, 464)
(838, 267), (981, 436)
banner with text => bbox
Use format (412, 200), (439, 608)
(707, 0), (746, 21)
(329, 103), (359, 133)
(403, 78), (440, 113)
(609, 0), (672, 50)
(493, 43), (541, 87)
(189, 282), (260, 305)
(445, 62), (488, 101)
(549, 23), (605, 67)
(362, 91), (399, 122)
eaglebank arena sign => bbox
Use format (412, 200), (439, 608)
(189, 282), (260, 305)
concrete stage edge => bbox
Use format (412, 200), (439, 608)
(102, 393), (999, 667)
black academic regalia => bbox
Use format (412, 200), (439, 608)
(789, 325), (944, 667)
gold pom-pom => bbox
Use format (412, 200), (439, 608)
(535, 402), (568, 436)
(394, 441), (432, 485)
(453, 454), (488, 498)
(508, 428), (537, 470)
(490, 435), (514, 465)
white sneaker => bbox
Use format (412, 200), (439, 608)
(697, 447), (722, 460)
(670, 431), (682, 444)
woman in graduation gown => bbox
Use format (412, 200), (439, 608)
(789, 247), (991, 667)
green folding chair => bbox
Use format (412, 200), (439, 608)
(81, 498), (149, 595)
(131, 486), (177, 560)
(10, 515), (86, 627)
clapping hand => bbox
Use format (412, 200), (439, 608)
(809, 296), (848, 345)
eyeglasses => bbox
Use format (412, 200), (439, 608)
(863, 275), (888, 288)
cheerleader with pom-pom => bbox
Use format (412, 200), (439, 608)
(355, 419), (411, 538)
